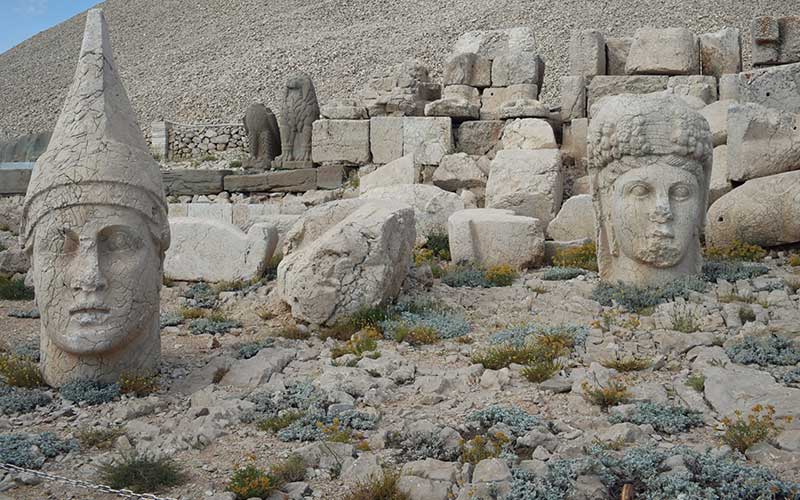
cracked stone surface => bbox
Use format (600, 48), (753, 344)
(20, 9), (169, 387)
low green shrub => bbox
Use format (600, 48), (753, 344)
(235, 338), (275, 360)
(591, 277), (706, 312)
(181, 282), (218, 308)
(0, 432), (77, 468)
(582, 379), (630, 410)
(0, 277), (34, 300)
(686, 374), (705, 392)
(542, 267), (587, 281)
(601, 356), (652, 372)
(0, 354), (43, 387)
(460, 432), (511, 464)
(77, 426), (125, 449)
(0, 384), (51, 414)
(467, 404), (542, 438)
(720, 405), (789, 454)
(705, 241), (767, 262)
(609, 402), (704, 434)
(702, 261), (769, 282)
(344, 470), (410, 500)
(552, 242), (598, 271)
(60, 379), (120, 405)
(99, 453), (185, 494)
(188, 317), (242, 335)
(119, 372), (159, 397)
(725, 335), (800, 366)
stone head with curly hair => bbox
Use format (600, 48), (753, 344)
(587, 94), (713, 286)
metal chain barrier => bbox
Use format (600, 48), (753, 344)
(0, 463), (179, 500)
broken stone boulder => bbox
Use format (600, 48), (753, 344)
(320, 98), (368, 120)
(433, 153), (488, 191)
(448, 208), (545, 268)
(455, 120), (505, 156)
(362, 184), (464, 244)
(219, 348), (296, 388)
(707, 169), (800, 248)
(311, 119), (371, 165)
(699, 99), (733, 147)
(722, 62), (800, 114)
(708, 145), (731, 206)
(698, 28), (742, 78)
(561, 76), (587, 121)
(424, 85), (480, 120)
(626, 28), (699, 75)
(481, 84), (543, 120)
(586, 76), (669, 115)
(491, 51), (545, 88)
(500, 118), (557, 150)
(727, 103), (800, 182)
(398, 458), (461, 500)
(277, 202), (415, 325)
(360, 154), (418, 194)
(546, 194), (594, 241)
(666, 75), (717, 104)
(165, 218), (278, 282)
(606, 37), (633, 76)
(283, 198), (366, 256)
(569, 30), (606, 77)
(362, 60), (441, 117)
(485, 149), (563, 225)
(752, 16), (800, 67)
(451, 27), (537, 60)
(442, 53), (491, 88)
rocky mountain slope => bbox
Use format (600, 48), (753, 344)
(0, 0), (794, 140)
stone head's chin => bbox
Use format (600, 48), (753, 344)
(631, 238), (685, 268)
(49, 313), (140, 356)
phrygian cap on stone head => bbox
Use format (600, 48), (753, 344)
(21, 8), (169, 253)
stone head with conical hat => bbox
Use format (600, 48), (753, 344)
(21, 9), (170, 387)
(587, 94), (712, 287)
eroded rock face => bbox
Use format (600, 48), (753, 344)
(587, 94), (712, 286)
(276, 202), (415, 325)
(21, 9), (170, 387)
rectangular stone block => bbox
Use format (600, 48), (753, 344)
(752, 16), (800, 66)
(569, 30), (606, 77)
(485, 149), (564, 224)
(699, 28), (742, 78)
(161, 169), (229, 196)
(150, 120), (171, 160)
(232, 204), (281, 229)
(187, 203), (233, 223)
(666, 75), (718, 104)
(724, 63), (800, 113)
(606, 37), (632, 76)
(223, 169), (317, 193)
(402, 117), (453, 165)
(312, 119), (371, 165)
(443, 53), (492, 87)
(317, 164), (347, 189)
(491, 52), (545, 87)
(560, 76), (586, 121)
(370, 117), (404, 164)
(0, 168), (31, 194)
(481, 85), (539, 119)
(455, 120), (506, 156)
(626, 28), (699, 75)
(451, 27), (537, 60)
(587, 76), (669, 116)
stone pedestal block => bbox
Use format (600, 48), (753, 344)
(312, 119), (371, 165)
(626, 28), (699, 75)
(448, 208), (545, 268)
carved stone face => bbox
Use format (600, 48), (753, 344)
(32, 205), (161, 356)
(609, 160), (702, 268)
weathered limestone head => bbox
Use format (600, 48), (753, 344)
(20, 9), (170, 387)
(587, 94), (712, 286)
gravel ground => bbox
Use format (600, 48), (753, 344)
(0, 0), (798, 140)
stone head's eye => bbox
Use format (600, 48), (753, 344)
(99, 227), (141, 253)
(628, 183), (650, 197)
(43, 227), (77, 254)
(671, 184), (692, 200)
